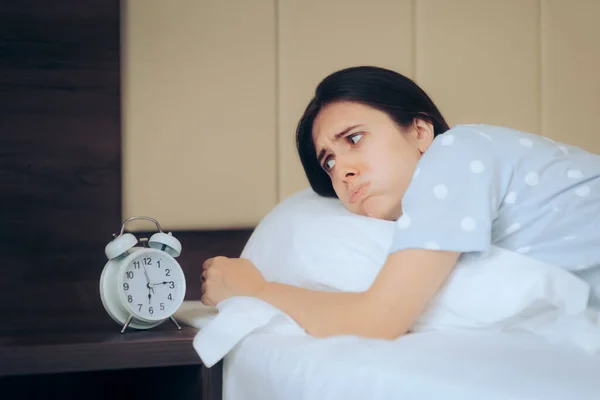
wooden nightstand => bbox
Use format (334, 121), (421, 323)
(0, 323), (222, 400)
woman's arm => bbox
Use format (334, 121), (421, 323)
(202, 249), (460, 339)
(255, 249), (459, 339)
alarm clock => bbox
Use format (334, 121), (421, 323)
(99, 216), (186, 333)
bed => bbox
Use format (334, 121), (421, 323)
(178, 188), (600, 399)
(176, 300), (600, 400)
(223, 330), (600, 400)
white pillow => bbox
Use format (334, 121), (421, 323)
(240, 188), (394, 291)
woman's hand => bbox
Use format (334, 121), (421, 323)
(200, 256), (267, 306)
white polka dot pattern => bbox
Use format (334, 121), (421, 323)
(519, 138), (533, 148)
(424, 241), (440, 250)
(505, 223), (521, 234)
(558, 146), (569, 154)
(525, 172), (539, 186)
(433, 184), (448, 199)
(504, 191), (517, 204)
(576, 185), (590, 197)
(387, 124), (600, 272)
(441, 135), (454, 146)
(470, 160), (485, 173)
(461, 217), (476, 231)
(397, 214), (410, 229)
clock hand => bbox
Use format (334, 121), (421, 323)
(142, 265), (155, 293)
(141, 265), (154, 304)
(152, 281), (175, 286)
(142, 265), (151, 284)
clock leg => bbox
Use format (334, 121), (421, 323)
(121, 314), (134, 334)
(170, 316), (182, 330)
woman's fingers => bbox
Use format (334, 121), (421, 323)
(202, 255), (228, 271)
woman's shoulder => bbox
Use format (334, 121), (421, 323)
(427, 123), (526, 160)
(436, 124), (574, 161)
(443, 124), (547, 144)
(445, 123), (600, 159)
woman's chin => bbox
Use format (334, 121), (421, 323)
(361, 196), (401, 221)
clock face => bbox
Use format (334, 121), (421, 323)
(118, 249), (186, 321)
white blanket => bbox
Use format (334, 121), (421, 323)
(221, 328), (600, 400)
(191, 246), (600, 368)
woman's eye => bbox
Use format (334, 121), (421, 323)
(325, 159), (336, 170)
(349, 134), (363, 144)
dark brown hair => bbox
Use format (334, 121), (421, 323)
(295, 66), (450, 197)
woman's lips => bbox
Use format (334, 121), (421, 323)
(350, 184), (368, 204)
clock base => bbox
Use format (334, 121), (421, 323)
(120, 314), (182, 334)
(169, 316), (183, 330)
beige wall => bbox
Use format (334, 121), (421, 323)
(122, 0), (600, 230)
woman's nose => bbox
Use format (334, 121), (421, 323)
(344, 169), (358, 179)
(336, 156), (360, 182)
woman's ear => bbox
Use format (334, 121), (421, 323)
(413, 118), (435, 153)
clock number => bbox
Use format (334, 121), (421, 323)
(169, 282), (175, 289)
(127, 295), (133, 303)
(157, 260), (161, 268)
(123, 283), (129, 291)
(126, 271), (134, 279)
(133, 261), (140, 269)
(149, 306), (154, 315)
(138, 304), (143, 311)
(165, 269), (171, 277)
(160, 302), (165, 311)
(168, 293), (173, 301)
(143, 257), (152, 265)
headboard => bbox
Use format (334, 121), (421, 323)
(121, 0), (600, 232)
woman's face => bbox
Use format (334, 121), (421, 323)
(312, 101), (435, 221)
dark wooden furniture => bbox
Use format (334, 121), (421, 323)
(0, 228), (252, 399)
(0, 2), (252, 398)
(1, 326), (201, 377)
(0, 0), (121, 334)
(0, 326), (214, 400)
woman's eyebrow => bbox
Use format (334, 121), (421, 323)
(316, 124), (363, 165)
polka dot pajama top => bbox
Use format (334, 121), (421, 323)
(389, 124), (600, 272)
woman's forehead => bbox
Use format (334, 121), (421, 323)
(312, 102), (379, 141)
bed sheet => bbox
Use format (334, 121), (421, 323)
(222, 328), (600, 400)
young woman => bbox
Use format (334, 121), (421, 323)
(200, 66), (600, 339)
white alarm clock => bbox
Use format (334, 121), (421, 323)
(99, 216), (187, 333)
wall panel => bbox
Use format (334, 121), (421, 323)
(277, 0), (415, 199)
(122, 0), (277, 230)
(541, 0), (600, 153)
(0, 0), (121, 333)
(415, 0), (540, 134)
(122, 0), (600, 229)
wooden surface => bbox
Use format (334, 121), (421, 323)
(0, 0), (122, 335)
(0, 364), (210, 400)
(0, 323), (201, 377)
